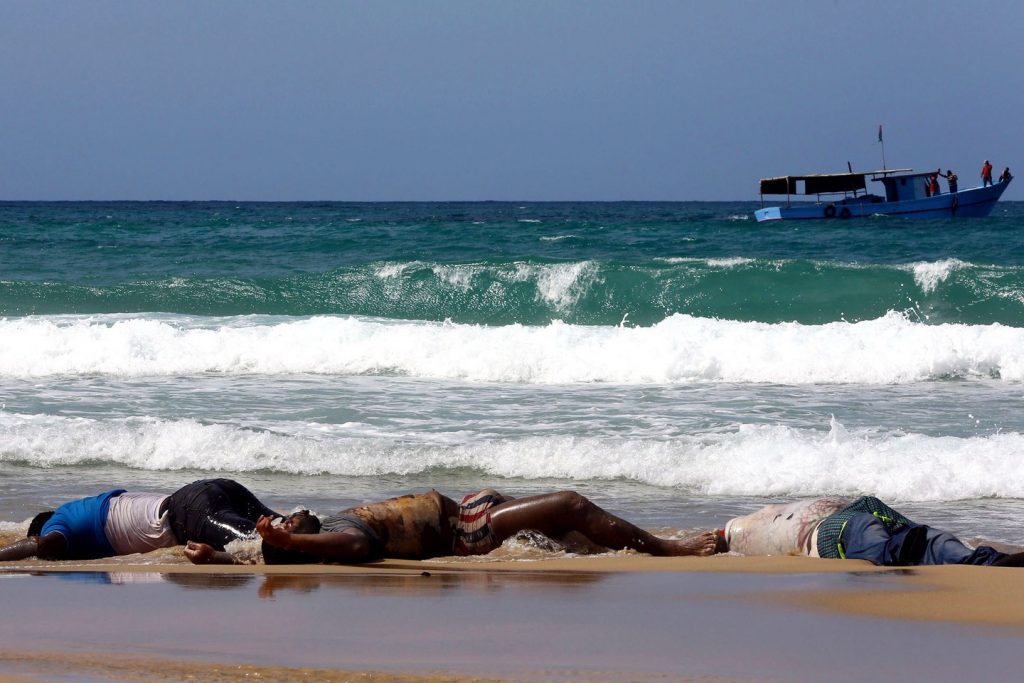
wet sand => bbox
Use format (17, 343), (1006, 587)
(2, 554), (1023, 682)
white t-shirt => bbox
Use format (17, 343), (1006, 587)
(103, 493), (177, 555)
(724, 498), (850, 557)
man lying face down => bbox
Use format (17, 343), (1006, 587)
(723, 496), (1024, 567)
(184, 488), (723, 564)
(0, 479), (281, 563)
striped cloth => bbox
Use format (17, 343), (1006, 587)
(452, 489), (505, 556)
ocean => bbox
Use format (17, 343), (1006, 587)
(2, 200), (1023, 552)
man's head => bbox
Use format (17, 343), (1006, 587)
(27, 511), (55, 538)
(261, 511), (322, 565)
(281, 510), (321, 534)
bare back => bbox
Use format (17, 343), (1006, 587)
(345, 490), (456, 559)
(724, 498), (849, 557)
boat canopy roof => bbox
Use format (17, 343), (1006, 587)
(759, 173), (865, 195)
(759, 168), (914, 195)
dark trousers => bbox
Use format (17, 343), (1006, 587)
(165, 479), (279, 549)
(841, 513), (1004, 566)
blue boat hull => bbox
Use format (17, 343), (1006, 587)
(754, 180), (1010, 222)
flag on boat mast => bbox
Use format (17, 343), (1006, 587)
(878, 124), (887, 170)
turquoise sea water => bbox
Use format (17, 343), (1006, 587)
(1, 201), (1023, 547)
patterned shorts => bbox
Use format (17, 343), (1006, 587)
(452, 489), (506, 556)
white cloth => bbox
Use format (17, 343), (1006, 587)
(103, 493), (177, 555)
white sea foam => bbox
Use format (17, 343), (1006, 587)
(508, 261), (597, 311)
(373, 260), (596, 306)
(432, 264), (480, 291)
(533, 261), (596, 310)
(910, 258), (968, 294)
(705, 257), (755, 268)
(655, 257), (759, 267)
(0, 311), (1022, 383)
(374, 262), (416, 279)
(2, 413), (1023, 502)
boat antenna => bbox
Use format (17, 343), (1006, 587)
(878, 124), (887, 170)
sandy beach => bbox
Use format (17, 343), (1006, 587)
(2, 554), (1022, 682)
(6, 4), (1024, 681)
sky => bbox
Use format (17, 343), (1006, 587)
(2, 1), (1022, 201)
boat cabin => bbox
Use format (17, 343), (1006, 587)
(757, 168), (929, 206)
(872, 171), (938, 202)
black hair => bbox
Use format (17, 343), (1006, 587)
(27, 511), (55, 537)
(290, 511), (322, 534)
(260, 511), (323, 565)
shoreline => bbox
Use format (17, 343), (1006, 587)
(2, 555), (1023, 682)
(5, 553), (1024, 626)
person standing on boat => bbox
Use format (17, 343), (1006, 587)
(942, 169), (958, 193)
(981, 160), (994, 187)
(927, 172), (940, 196)
(999, 167), (1013, 183)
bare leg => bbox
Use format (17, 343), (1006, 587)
(487, 491), (718, 557)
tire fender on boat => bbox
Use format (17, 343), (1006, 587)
(951, 195), (959, 215)
(839, 207), (852, 219)
(823, 204), (837, 218)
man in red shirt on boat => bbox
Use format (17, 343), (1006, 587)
(981, 160), (994, 187)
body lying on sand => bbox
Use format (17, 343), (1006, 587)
(185, 488), (720, 565)
(0, 479), (279, 563)
(723, 496), (1024, 567)
(2, 479), (1022, 568)
(0, 481), (719, 564)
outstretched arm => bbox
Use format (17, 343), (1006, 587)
(256, 515), (375, 563)
(0, 532), (67, 562)
(0, 538), (41, 562)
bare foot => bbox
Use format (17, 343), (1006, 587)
(662, 530), (721, 557)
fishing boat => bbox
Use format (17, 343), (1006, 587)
(754, 167), (1011, 222)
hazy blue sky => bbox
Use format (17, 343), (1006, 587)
(3, 2), (1022, 200)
